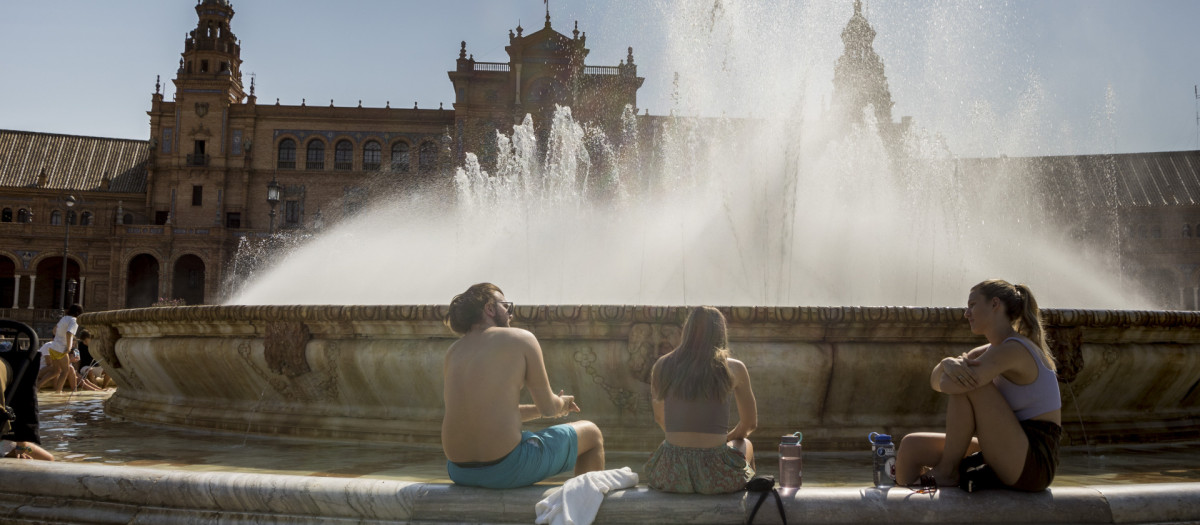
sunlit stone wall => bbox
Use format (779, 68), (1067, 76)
(82, 305), (1200, 451)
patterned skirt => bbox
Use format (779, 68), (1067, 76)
(643, 440), (755, 494)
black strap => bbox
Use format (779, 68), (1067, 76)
(746, 488), (787, 525)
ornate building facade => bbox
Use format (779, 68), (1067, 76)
(1, 1), (1197, 337)
(0, 0), (643, 334)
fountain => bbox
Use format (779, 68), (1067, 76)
(5, 2), (1199, 523)
(77, 100), (1197, 454)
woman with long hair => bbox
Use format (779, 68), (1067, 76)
(644, 306), (757, 494)
(895, 279), (1062, 491)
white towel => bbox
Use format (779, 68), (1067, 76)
(535, 467), (639, 525)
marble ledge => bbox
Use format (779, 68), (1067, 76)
(1, 461), (1199, 524)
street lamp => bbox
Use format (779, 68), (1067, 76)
(59, 194), (76, 313)
(266, 176), (280, 234)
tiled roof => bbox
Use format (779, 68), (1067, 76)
(0, 129), (149, 193)
(954, 150), (1200, 208)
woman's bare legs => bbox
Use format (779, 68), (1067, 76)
(898, 384), (1027, 486)
(897, 393), (979, 486)
(962, 383), (1029, 485)
(928, 393), (982, 483)
(50, 358), (72, 393)
(728, 438), (755, 469)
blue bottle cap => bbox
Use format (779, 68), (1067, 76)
(868, 432), (892, 444)
(781, 432), (802, 445)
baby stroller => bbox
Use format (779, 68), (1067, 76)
(1, 319), (42, 445)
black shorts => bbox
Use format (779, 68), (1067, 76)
(959, 419), (1062, 492)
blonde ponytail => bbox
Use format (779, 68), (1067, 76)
(972, 280), (1056, 372)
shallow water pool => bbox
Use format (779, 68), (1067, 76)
(35, 391), (1200, 487)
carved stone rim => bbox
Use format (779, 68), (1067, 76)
(80, 304), (1200, 329)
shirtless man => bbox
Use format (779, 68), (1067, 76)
(441, 283), (605, 488)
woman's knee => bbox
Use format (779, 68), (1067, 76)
(900, 432), (942, 449)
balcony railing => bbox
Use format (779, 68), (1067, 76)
(474, 62), (510, 72)
(186, 154), (210, 166)
(335, 161), (353, 170)
(584, 66), (620, 75)
(306, 161), (324, 170)
(277, 160), (296, 169)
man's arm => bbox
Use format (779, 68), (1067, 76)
(519, 404), (542, 422)
(517, 329), (574, 418)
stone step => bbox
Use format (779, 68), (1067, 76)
(1, 460), (1197, 524)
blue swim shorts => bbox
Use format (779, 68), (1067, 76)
(446, 424), (578, 489)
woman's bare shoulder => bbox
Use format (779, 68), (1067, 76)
(726, 357), (749, 375)
(979, 338), (1033, 370)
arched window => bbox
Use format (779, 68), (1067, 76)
(123, 213), (134, 225)
(306, 140), (326, 170)
(277, 139), (296, 169)
(391, 142), (410, 173)
(80, 211), (93, 226)
(66, 210), (77, 226)
(50, 210), (63, 225)
(334, 140), (353, 170)
(418, 141), (438, 174)
(1, 208), (11, 222)
(363, 141), (381, 170)
(17, 209), (30, 223)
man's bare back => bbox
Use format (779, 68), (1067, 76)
(442, 326), (570, 462)
(440, 283), (603, 486)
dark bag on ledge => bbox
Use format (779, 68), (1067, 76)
(745, 475), (787, 525)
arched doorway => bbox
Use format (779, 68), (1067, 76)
(126, 254), (160, 308)
(34, 257), (80, 309)
(173, 255), (206, 305)
(0, 255), (15, 308)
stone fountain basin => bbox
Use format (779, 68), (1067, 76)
(81, 305), (1200, 451)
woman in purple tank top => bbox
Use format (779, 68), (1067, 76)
(643, 306), (758, 494)
(895, 279), (1063, 492)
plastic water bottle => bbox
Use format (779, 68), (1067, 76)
(869, 432), (895, 488)
(778, 432), (803, 489)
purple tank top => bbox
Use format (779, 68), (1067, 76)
(992, 336), (1061, 420)
(664, 395), (730, 434)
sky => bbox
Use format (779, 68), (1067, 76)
(1, 0), (1198, 157)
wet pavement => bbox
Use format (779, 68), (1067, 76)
(35, 391), (1200, 487)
